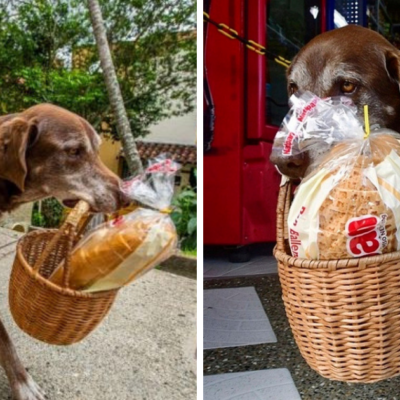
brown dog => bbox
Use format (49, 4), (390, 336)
(270, 25), (400, 179)
(0, 103), (128, 400)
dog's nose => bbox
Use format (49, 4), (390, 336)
(117, 190), (131, 209)
(106, 174), (131, 209)
(269, 150), (308, 179)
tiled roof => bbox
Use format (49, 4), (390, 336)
(135, 141), (197, 165)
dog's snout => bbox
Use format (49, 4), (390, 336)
(117, 189), (131, 209)
(270, 150), (308, 179)
(286, 157), (303, 168)
(85, 163), (133, 212)
(107, 175), (131, 209)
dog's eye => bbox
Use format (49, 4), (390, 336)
(289, 82), (298, 95)
(66, 148), (81, 157)
(341, 81), (356, 94)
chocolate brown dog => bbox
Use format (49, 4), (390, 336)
(0, 104), (128, 399)
(270, 25), (400, 179)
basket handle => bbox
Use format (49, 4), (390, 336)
(276, 181), (292, 253)
(32, 201), (90, 288)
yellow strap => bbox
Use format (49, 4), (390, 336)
(364, 105), (370, 139)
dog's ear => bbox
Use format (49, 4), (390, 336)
(0, 117), (38, 191)
(79, 117), (101, 149)
(385, 50), (400, 83)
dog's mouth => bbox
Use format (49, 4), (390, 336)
(62, 198), (104, 213)
(60, 190), (126, 214)
(62, 199), (81, 209)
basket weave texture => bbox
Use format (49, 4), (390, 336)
(274, 182), (400, 383)
(9, 204), (117, 346)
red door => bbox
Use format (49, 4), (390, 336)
(204, 0), (325, 246)
(204, 0), (245, 245)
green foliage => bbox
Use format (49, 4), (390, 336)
(171, 170), (197, 251)
(1, 67), (108, 121)
(31, 206), (45, 227)
(0, 0), (196, 137)
(182, 248), (197, 257)
(171, 188), (197, 251)
(31, 198), (64, 228)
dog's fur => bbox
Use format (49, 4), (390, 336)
(0, 103), (128, 399)
(270, 25), (400, 178)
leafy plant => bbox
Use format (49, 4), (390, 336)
(31, 198), (64, 228)
(31, 206), (45, 227)
(171, 170), (197, 251)
(171, 188), (197, 251)
(182, 248), (197, 257)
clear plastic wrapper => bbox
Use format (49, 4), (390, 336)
(273, 91), (366, 173)
(50, 155), (179, 292)
(280, 93), (400, 260)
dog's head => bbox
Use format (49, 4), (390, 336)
(0, 104), (129, 213)
(270, 25), (400, 179)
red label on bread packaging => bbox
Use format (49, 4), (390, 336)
(146, 159), (177, 174)
(290, 228), (301, 257)
(283, 131), (297, 155)
(282, 97), (319, 156)
(345, 214), (388, 257)
(122, 177), (140, 191)
(289, 206), (306, 257)
(297, 97), (318, 122)
(111, 216), (125, 227)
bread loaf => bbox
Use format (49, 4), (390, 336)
(288, 132), (400, 260)
(317, 160), (397, 259)
(49, 210), (177, 291)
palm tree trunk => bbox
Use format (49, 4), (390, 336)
(87, 0), (143, 175)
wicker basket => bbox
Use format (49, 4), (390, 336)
(274, 181), (400, 383)
(9, 203), (118, 345)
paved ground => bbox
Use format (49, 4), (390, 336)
(204, 244), (277, 280)
(0, 228), (197, 400)
(204, 255), (277, 279)
(204, 369), (301, 400)
(204, 247), (400, 400)
(204, 287), (276, 349)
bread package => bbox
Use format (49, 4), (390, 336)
(289, 136), (400, 260)
(272, 91), (362, 164)
(274, 92), (400, 260)
(49, 156), (179, 292)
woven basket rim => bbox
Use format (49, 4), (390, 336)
(274, 245), (400, 270)
(16, 230), (118, 298)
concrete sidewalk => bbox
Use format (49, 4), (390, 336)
(0, 229), (197, 400)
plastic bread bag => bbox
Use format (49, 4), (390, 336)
(273, 91), (365, 174)
(49, 155), (179, 292)
(285, 101), (400, 259)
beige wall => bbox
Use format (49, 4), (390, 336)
(141, 110), (196, 145)
(99, 137), (121, 175)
